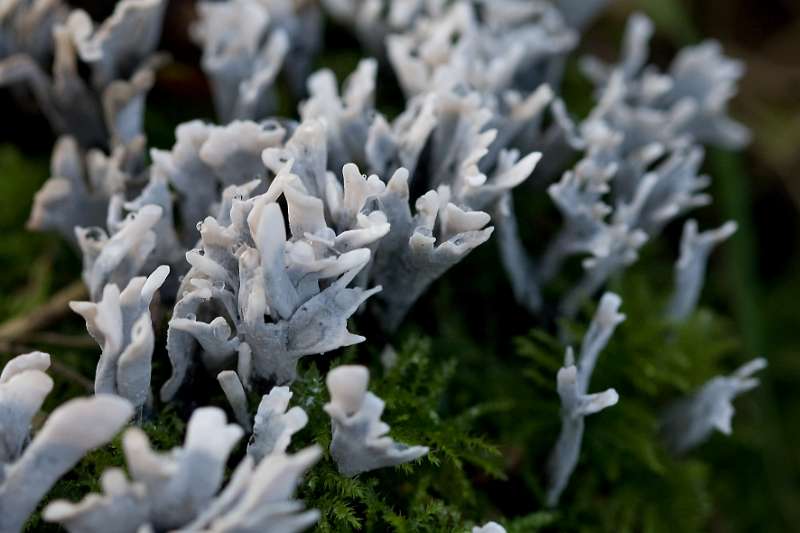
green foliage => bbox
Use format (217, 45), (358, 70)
(290, 337), (507, 532)
(0, 144), (79, 321)
(513, 273), (744, 533)
(506, 511), (559, 533)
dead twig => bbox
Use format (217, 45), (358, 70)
(0, 341), (93, 391)
(49, 357), (94, 391)
(25, 332), (97, 349)
(0, 280), (87, 343)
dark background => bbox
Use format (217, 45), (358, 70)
(593, 2), (800, 530)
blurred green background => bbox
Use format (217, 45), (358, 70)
(0, 0), (798, 531)
(612, 2), (800, 531)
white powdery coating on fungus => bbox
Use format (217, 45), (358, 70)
(150, 119), (285, 244)
(369, 169), (495, 331)
(0, 352), (54, 465)
(546, 292), (624, 506)
(0, 366), (133, 533)
(301, 58), (546, 207)
(661, 358), (767, 455)
(216, 370), (309, 461)
(580, 12), (749, 150)
(666, 219), (737, 321)
(321, 0), (444, 54)
(192, 0), (321, 122)
(387, 1), (576, 99)
(0, 0), (69, 63)
(65, 0), (166, 87)
(70, 265), (170, 412)
(76, 203), (163, 301)
(161, 163), (382, 400)
(541, 107), (720, 317)
(473, 521), (507, 533)
(192, 0), (287, 122)
(300, 60), (548, 319)
(70, 152), (185, 303)
(28, 135), (145, 246)
(43, 406), (321, 533)
(539, 87), (710, 316)
(493, 11), (746, 316)
(247, 385), (309, 462)
(0, 0), (166, 147)
(324, 364), (429, 477)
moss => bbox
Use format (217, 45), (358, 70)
(291, 338), (505, 532)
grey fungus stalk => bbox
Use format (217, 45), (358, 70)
(43, 406), (321, 533)
(0, 0), (166, 147)
(28, 135), (146, 247)
(497, 9), (748, 317)
(369, 170), (495, 331)
(386, 1), (576, 99)
(217, 370), (309, 462)
(325, 365), (429, 477)
(0, 0), (69, 64)
(301, 57), (544, 327)
(0, 352), (134, 533)
(247, 385), (309, 462)
(192, 0), (321, 122)
(70, 265), (170, 413)
(192, 0), (289, 122)
(76, 204), (164, 301)
(0, 352), (53, 467)
(161, 165), (382, 400)
(661, 358), (767, 455)
(546, 292), (624, 506)
(666, 219), (737, 321)
(473, 522), (507, 533)
(149, 118), (284, 245)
